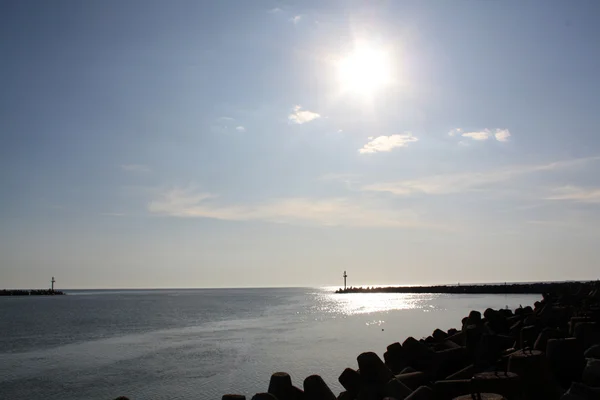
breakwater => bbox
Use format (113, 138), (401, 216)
(0, 289), (65, 296)
(334, 281), (597, 295)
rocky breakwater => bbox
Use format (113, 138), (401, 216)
(217, 282), (600, 400)
(0, 289), (65, 296)
(335, 281), (597, 295)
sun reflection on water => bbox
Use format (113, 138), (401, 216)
(314, 291), (438, 316)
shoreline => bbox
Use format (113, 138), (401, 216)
(214, 280), (600, 400)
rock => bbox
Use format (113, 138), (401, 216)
(223, 396), (246, 400)
(475, 334), (511, 369)
(339, 368), (361, 395)
(356, 383), (383, 400)
(519, 325), (540, 349)
(561, 382), (600, 400)
(357, 352), (394, 385)
(534, 328), (564, 352)
(304, 375), (336, 400)
(291, 386), (304, 400)
(337, 392), (353, 400)
(433, 379), (471, 400)
(268, 372), (294, 400)
(570, 318), (593, 336)
(433, 340), (461, 352)
(383, 378), (412, 400)
(584, 344), (600, 359)
(252, 394), (278, 400)
(484, 310), (509, 335)
(453, 394), (506, 400)
(434, 347), (470, 380)
(404, 386), (434, 400)
(582, 358), (600, 387)
(465, 325), (483, 357)
(508, 320), (523, 338)
(468, 311), (482, 325)
(446, 331), (466, 346)
(471, 372), (520, 400)
(400, 367), (417, 374)
(574, 322), (600, 351)
(402, 337), (435, 372)
(394, 372), (428, 391)
(445, 364), (474, 380)
(508, 349), (561, 399)
(433, 329), (448, 341)
(547, 338), (586, 389)
(385, 343), (408, 373)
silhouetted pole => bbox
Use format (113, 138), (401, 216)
(343, 271), (347, 291)
(51, 276), (55, 292)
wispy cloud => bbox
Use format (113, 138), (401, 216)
(121, 164), (151, 173)
(235, 126), (246, 132)
(359, 134), (418, 154)
(290, 15), (302, 24)
(546, 186), (600, 203)
(363, 156), (600, 196)
(148, 187), (439, 229)
(449, 128), (511, 142)
(268, 7), (282, 14)
(288, 105), (320, 124)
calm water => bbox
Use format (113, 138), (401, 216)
(0, 288), (539, 400)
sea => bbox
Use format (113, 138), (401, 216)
(0, 288), (540, 400)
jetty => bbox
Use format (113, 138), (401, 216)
(0, 276), (66, 296)
(334, 281), (598, 295)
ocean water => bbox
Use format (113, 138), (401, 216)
(0, 288), (540, 400)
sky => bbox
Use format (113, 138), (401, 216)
(1, 1), (600, 289)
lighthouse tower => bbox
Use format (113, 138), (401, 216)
(343, 271), (348, 291)
(51, 276), (55, 292)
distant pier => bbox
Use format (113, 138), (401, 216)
(0, 289), (65, 296)
(334, 281), (596, 295)
(0, 276), (66, 296)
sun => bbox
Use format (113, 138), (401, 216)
(337, 43), (392, 96)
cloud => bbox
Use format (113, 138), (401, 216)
(268, 7), (282, 14)
(450, 128), (511, 142)
(462, 131), (491, 141)
(546, 186), (600, 203)
(288, 105), (320, 124)
(362, 156), (600, 196)
(148, 187), (439, 229)
(494, 129), (511, 142)
(235, 126), (246, 132)
(291, 15), (302, 24)
(448, 128), (463, 137)
(359, 134), (418, 154)
(121, 164), (151, 173)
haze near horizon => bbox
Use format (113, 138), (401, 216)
(2, 1), (600, 289)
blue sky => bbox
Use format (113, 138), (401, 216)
(2, 1), (600, 288)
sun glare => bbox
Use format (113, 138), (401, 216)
(337, 44), (392, 96)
